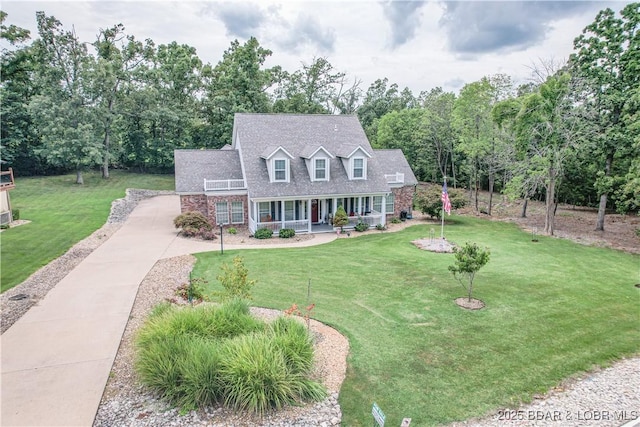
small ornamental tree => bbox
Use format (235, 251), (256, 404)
(448, 242), (490, 302)
(332, 205), (349, 231)
(215, 256), (256, 301)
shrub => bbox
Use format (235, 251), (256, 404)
(199, 228), (217, 240)
(174, 211), (212, 231)
(12, 209), (20, 221)
(390, 217), (402, 224)
(228, 227), (237, 235)
(215, 256), (257, 302)
(332, 205), (349, 231)
(354, 221), (369, 232)
(375, 224), (386, 231)
(449, 242), (491, 302)
(415, 185), (467, 219)
(279, 228), (295, 238)
(254, 228), (273, 239)
(181, 227), (199, 238)
(175, 277), (208, 303)
(134, 302), (325, 415)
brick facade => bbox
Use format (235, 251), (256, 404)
(390, 185), (416, 218)
(180, 194), (249, 228)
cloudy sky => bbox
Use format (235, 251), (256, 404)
(2, 1), (622, 94)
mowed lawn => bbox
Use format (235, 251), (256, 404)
(1, 171), (174, 292)
(193, 217), (640, 426)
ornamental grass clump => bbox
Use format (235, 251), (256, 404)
(134, 301), (325, 414)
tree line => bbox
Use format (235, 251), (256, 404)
(1, 4), (638, 235)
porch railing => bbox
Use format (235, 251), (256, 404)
(384, 172), (404, 184)
(346, 211), (383, 228)
(255, 219), (309, 233)
(204, 179), (246, 191)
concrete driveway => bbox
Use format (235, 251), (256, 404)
(1, 195), (334, 426)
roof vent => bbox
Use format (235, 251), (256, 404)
(334, 124), (338, 132)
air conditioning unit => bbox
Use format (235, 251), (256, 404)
(0, 211), (11, 225)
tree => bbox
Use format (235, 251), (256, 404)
(215, 256), (257, 301)
(30, 12), (100, 184)
(272, 57), (347, 114)
(90, 24), (152, 178)
(375, 109), (426, 177)
(204, 37), (279, 144)
(332, 205), (348, 232)
(414, 185), (467, 219)
(448, 242), (490, 303)
(513, 73), (593, 235)
(571, 3), (639, 228)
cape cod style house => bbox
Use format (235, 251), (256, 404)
(175, 113), (417, 234)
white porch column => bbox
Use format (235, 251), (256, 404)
(381, 195), (387, 226)
(307, 199), (312, 233)
(280, 200), (285, 229)
(358, 197), (362, 215)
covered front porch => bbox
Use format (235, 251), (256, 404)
(248, 195), (390, 234)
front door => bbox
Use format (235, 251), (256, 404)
(311, 199), (319, 223)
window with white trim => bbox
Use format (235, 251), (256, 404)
(353, 158), (364, 179)
(259, 202), (271, 222)
(314, 158), (327, 180)
(274, 159), (287, 181)
(284, 200), (295, 221)
(231, 201), (244, 224)
(373, 196), (383, 213)
(216, 201), (229, 224)
(386, 193), (395, 213)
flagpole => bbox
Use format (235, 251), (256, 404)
(441, 176), (446, 239)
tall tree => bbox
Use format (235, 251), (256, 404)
(571, 3), (639, 229)
(30, 12), (100, 184)
(90, 24), (152, 178)
(204, 37), (279, 144)
(513, 73), (593, 235)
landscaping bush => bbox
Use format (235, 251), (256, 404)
(354, 221), (369, 232)
(228, 227), (237, 235)
(12, 208), (20, 221)
(332, 205), (349, 231)
(215, 256), (257, 302)
(415, 185), (467, 219)
(199, 228), (217, 240)
(375, 224), (386, 231)
(134, 301), (325, 414)
(254, 228), (273, 239)
(279, 228), (295, 238)
(174, 211), (212, 231)
(181, 227), (199, 238)
(390, 217), (402, 224)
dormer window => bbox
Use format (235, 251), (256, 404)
(273, 159), (288, 182)
(352, 157), (365, 179)
(314, 158), (328, 181)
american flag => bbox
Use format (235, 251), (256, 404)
(442, 181), (452, 215)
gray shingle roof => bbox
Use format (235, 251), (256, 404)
(233, 113), (392, 199)
(374, 149), (419, 186)
(174, 149), (243, 193)
(174, 114), (417, 198)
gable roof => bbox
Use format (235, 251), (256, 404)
(232, 113), (391, 199)
(174, 149), (243, 193)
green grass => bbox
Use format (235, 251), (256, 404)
(193, 216), (640, 426)
(1, 170), (174, 292)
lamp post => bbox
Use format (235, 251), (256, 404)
(219, 223), (224, 255)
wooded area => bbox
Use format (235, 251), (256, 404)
(1, 4), (638, 235)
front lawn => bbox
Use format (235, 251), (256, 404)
(1, 171), (174, 292)
(193, 216), (640, 425)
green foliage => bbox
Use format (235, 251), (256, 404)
(278, 228), (295, 238)
(254, 228), (273, 239)
(448, 242), (491, 302)
(175, 277), (208, 303)
(228, 227), (237, 235)
(135, 301), (324, 414)
(390, 217), (402, 224)
(415, 185), (467, 218)
(375, 224), (386, 230)
(332, 205), (348, 230)
(12, 208), (20, 221)
(354, 220), (369, 232)
(215, 256), (257, 302)
(173, 211), (212, 231)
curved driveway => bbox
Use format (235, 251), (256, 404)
(1, 195), (335, 426)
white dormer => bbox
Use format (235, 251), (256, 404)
(301, 146), (334, 182)
(336, 145), (372, 180)
(261, 146), (294, 183)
